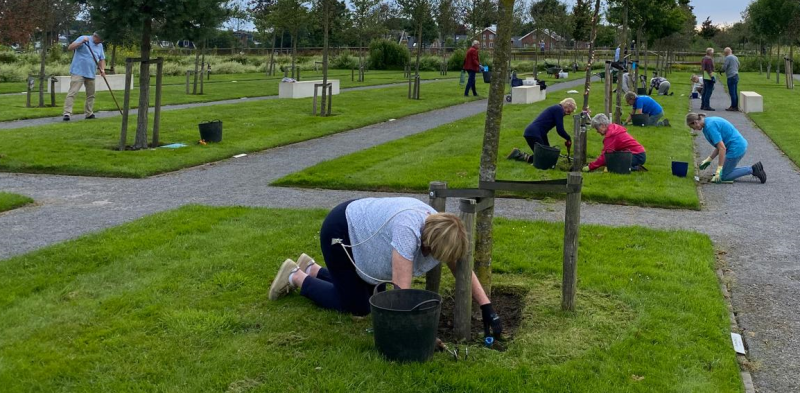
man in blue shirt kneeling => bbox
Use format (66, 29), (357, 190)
(624, 91), (670, 127)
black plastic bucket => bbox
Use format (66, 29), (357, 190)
(631, 113), (649, 127)
(482, 69), (491, 83)
(637, 87), (648, 95)
(199, 120), (223, 142)
(605, 151), (633, 174)
(671, 161), (688, 177)
(533, 143), (560, 170)
(370, 285), (442, 362)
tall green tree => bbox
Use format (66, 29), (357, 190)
(269, 0), (309, 78)
(396, 0), (431, 76)
(698, 17), (717, 40)
(88, 0), (227, 149)
(351, 0), (383, 72)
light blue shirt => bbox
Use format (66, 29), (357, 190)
(69, 36), (104, 79)
(614, 47), (620, 62)
(703, 117), (748, 158)
(345, 197), (439, 285)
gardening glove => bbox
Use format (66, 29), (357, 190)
(565, 140), (572, 149)
(480, 303), (503, 338)
(699, 157), (712, 170)
(582, 165), (590, 172)
(711, 167), (723, 183)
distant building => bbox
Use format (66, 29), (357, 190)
(474, 26), (497, 49)
(518, 29), (566, 50)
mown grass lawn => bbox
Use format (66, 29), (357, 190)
(275, 73), (699, 209)
(0, 81), (486, 178)
(0, 192), (33, 212)
(0, 205), (741, 392)
(738, 73), (800, 167)
(0, 70), (458, 122)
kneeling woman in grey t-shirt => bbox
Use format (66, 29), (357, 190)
(269, 197), (502, 336)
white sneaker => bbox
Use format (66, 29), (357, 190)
(268, 259), (299, 300)
(297, 253), (317, 273)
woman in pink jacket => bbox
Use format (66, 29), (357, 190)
(583, 113), (647, 172)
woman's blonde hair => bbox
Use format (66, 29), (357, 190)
(624, 91), (637, 104)
(422, 213), (469, 265)
(560, 97), (577, 111)
(685, 112), (706, 126)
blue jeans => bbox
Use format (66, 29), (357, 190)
(701, 79), (715, 109)
(464, 70), (477, 96)
(631, 152), (647, 169)
(727, 75), (739, 109)
(299, 200), (376, 316)
(721, 155), (752, 181)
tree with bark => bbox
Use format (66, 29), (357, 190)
(699, 17), (717, 40)
(396, 0), (431, 78)
(350, 0), (382, 75)
(473, 0), (514, 297)
(270, 0), (309, 79)
(88, 0), (227, 149)
(251, 0), (279, 75)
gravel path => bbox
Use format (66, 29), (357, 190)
(1, 76), (798, 392)
(0, 80), (445, 130)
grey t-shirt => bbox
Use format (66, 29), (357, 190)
(345, 197), (439, 285)
(723, 54), (740, 78)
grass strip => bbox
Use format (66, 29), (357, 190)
(0, 205), (741, 392)
(738, 73), (800, 167)
(0, 192), (33, 212)
(0, 80), (485, 178)
(275, 73), (699, 209)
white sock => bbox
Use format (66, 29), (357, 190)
(304, 260), (316, 275)
(287, 268), (299, 288)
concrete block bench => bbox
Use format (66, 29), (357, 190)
(511, 85), (545, 105)
(48, 75), (133, 94)
(740, 91), (763, 113)
(279, 79), (340, 99)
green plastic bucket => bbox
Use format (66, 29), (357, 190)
(605, 151), (632, 174)
(370, 285), (442, 362)
(533, 143), (561, 170)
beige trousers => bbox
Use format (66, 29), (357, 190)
(62, 74), (96, 116)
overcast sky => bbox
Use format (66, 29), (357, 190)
(691, 0), (750, 26)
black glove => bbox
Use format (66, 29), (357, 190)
(480, 303), (503, 338)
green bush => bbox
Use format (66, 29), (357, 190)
(368, 39), (410, 70)
(448, 49), (465, 71)
(0, 51), (16, 64)
(331, 51), (359, 69)
(416, 56), (442, 71)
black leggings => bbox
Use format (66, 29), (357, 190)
(299, 200), (376, 316)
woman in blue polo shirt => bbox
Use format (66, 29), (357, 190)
(624, 92), (669, 127)
(686, 113), (766, 184)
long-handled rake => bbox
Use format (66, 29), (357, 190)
(84, 41), (123, 115)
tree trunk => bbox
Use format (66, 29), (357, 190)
(415, 22), (422, 76)
(320, 0), (329, 116)
(291, 30), (297, 78)
(581, 0), (602, 113)
(193, 46), (200, 94)
(38, 31), (47, 108)
(110, 44), (117, 74)
(474, 0), (515, 298)
(134, 18), (152, 150)
(614, 4), (628, 124)
(776, 44), (781, 84)
(268, 30), (277, 76)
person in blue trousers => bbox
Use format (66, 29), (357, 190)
(686, 113), (766, 184)
(722, 47), (740, 111)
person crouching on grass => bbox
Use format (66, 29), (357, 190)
(268, 197), (503, 337)
(624, 91), (670, 127)
(506, 98), (576, 164)
(582, 113), (646, 172)
(686, 113), (766, 184)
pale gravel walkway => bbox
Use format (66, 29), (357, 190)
(1, 76), (799, 392)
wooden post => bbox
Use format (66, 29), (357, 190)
(49, 77), (56, 107)
(26, 76), (33, 108)
(152, 58), (163, 147)
(118, 60), (134, 151)
(571, 115), (583, 171)
(185, 71), (191, 94)
(455, 198), (476, 341)
(561, 172), (583, 311)
(199, 62), (205, 95)
(604, 61), (612, 116)
(297, 67), (301, 82)
(426, 181), (447, 293)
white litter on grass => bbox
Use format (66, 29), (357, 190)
(567, 90), (579, 94)
(388, 119), (396, 122)
(694, 176), (700, 181)
(240, 97), (248, 99)
(233, 153), (247, 158)
(731, 333), (746, 354)
(232, 80), (238, 83)
(160, 143), (187, 149)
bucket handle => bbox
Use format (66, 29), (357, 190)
(373, 282), (399, 296)
(410, 298), (441, 312)
(200, 119), (222, 125)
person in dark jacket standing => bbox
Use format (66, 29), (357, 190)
(507, 98), (576, 163)
(463, 40), (481, 97)
(700, 47), (716, 111)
